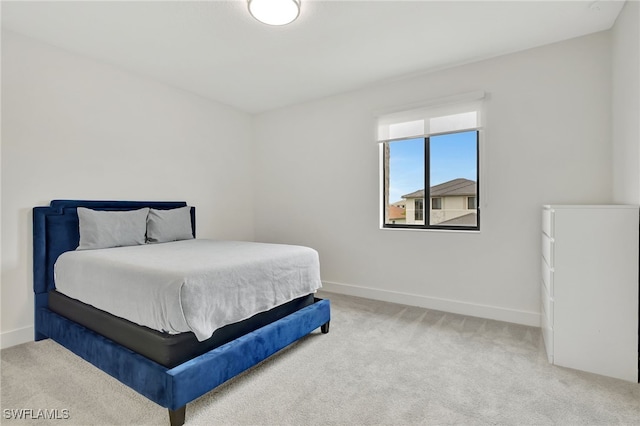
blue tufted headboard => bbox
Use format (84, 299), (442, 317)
(32, 200), (196, 326)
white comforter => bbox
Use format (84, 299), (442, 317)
(54, 239), (322, 341)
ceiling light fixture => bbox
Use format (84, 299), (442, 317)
(248, 0), (300, 26)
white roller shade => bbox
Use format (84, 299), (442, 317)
(387, 119), (425, 140)
(376, 91), (484, 142)
(429, 111), (477, 134)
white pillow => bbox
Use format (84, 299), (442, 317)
(146, 207), (194, 243)
(77, 207), (149, 250)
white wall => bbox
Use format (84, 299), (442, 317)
(612, 0), (640, 204)
(1, 31), (255, 347)
(254, 32), (613, 326)
(2, 15), (633, 348)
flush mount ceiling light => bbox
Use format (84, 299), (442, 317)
(248, 0), (300, 26)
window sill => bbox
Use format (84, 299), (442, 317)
(379, 226), (480, 234)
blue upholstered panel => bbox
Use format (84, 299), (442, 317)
(168, 299), (331, 409)
(40, 308), (173, 406)
(39, 299), (331, 410)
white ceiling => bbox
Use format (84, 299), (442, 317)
(1, 0), (625, 113)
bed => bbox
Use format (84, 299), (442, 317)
(33, 200), (331, 425)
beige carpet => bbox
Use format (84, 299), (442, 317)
(2, 291), (639, 425)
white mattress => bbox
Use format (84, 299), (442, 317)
(54, 239), (322, 341)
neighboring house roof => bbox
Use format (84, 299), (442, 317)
(402, 178), (476, 199)
(438, 212), (477, 225)
(388, 205), (406, 220)
(402, 189), (425, 199)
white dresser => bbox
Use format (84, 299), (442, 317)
(541, 205), (639, 382)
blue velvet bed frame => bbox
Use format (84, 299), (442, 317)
(33, 200), (331, 425)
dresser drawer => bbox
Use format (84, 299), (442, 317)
(542, 208), (553, 237)
(540, 280), (553, 324)
(541, 233), (554, 267)
(541, 258), (554, 297)
(541, 306), (554, 363)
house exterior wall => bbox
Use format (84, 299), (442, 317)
(405, 195), (476, 225)
(431, 195), (473, 224)
(405, 198), (419, 224)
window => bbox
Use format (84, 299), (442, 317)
(415, 199), (424, 221)
(467, 196), (477, 210)
(431, 198), (442, 210)
(379, 92), (482, 231)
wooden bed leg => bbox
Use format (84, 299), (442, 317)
(168, 406), (186, 426)
(321, 321), (330, 334)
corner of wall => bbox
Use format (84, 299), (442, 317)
(611, 0), (640, 204)
(1, 326), (34, 349)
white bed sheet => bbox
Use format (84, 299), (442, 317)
(54, 239), (322, 341)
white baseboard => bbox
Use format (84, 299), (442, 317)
(0, 285), (539, 350)
(1, 326), (34, 349)
(320, 281), (541, 327)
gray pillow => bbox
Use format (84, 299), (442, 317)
(77, 207), (149, 250)
(146, 207), (194, 243)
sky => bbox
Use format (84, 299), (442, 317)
(388, 130), (477, 203)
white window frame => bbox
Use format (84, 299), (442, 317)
(377, 91), (486, 232)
